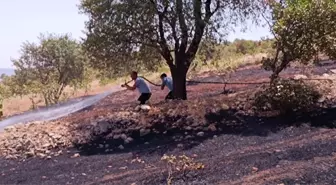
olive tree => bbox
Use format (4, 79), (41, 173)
(11, 33), (91, 106)
(80, 0), (264, 99)
(261, 0), (336, 83)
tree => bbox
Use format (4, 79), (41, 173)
(261, 0), (336, 83)
(11, 33), (91, 106)
(80, 0), (264, 99)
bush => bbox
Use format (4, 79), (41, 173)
(254, 79), (322, 114)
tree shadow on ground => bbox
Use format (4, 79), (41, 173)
(72, 106), (336, 157)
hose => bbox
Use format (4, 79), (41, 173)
(123, 76), (333, 87)
(139, 76), (161, 86)
(123, 76), (161, 87)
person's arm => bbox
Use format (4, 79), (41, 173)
(122, 80), (137, 90)
(125, 83), (136, 90)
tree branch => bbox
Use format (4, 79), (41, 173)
(158, 13), (174, 67)
(176, 0), (189, 53)
(261, 12), (280, 41)
(185, 0), (205, 65)
(149, 0), (174, 67)
(164, 15), (180, 56)
(204, 0), (220, 22)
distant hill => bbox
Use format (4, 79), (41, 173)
(0, 68), (15, 76)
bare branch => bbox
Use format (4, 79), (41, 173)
(185, 0), (205, 64)
(176, 0), (189, 53)
(158, 13), (174, 67)
(204, 0), (220, 22)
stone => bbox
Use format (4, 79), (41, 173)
(252, 167), (258, 172)
(118, 145), (124, 150)
(208, 124), (217, 132)
(113, 135), (121, 140)
(274, 149), (282, 153)
(135, 105), (141, 111)
(330, 69), (336, 74)
(221, 104), (230, 110)
(71, 153), (80, 158)
(97, 120), (111, 133)
(191, 122), (200, 127)
(120, 134), (128, 140)
(140, 128), (151, 137)
(293, 74), (308, 80)
(323, 73), (330, 77)
(185, 135), (193, 139)
(318, 97), (326, 103)
(186, 116), (194, 123)
(37, 153), (47, 158)
(4, 126), (15, 131)
(228, 93), (237, 98)
(124, 137), (134, 144)
(197, 132), (205, 137)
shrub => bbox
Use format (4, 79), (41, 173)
(254, 79), (322, 114)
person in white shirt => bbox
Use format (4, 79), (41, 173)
(122, 71), (152, 105)
(160, 73), (174, 100)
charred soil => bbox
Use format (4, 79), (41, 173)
(2, 63), (336, 185)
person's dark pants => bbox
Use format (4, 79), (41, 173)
(165, 91), (174, 100)
(138, 93), (152, 105)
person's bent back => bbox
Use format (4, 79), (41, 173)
(122, 71), (152, 105)
(160, 73), (174, 100)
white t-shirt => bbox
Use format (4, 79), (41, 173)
(135, 77), (151, 94)
(162, 77), (173, 91)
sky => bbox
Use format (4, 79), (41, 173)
(0, 0), (272, 69)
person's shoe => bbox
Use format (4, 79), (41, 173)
(135, 105), (151, 111)
(140, 104), (151, 110)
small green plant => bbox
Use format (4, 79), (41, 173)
(161, 154), (205, 185)
(254, 79), (322, 114)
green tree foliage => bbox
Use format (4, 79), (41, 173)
(10, 33), (92, 106)
(231, 38), (274, 55)
(0, 75), (16, 100)
(261, 0), (336, 82)
(0, 84), (6, 101)
(79, 0), (264, 99)
(234, 39), (256, 54)
(191, 38), (275, 71)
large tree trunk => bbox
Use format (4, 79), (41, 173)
(170, 55), (189, 100)
(171, 67), (187, 100)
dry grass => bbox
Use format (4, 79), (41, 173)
(188, 53), (267, 77)
(2, 80), (116, 117)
